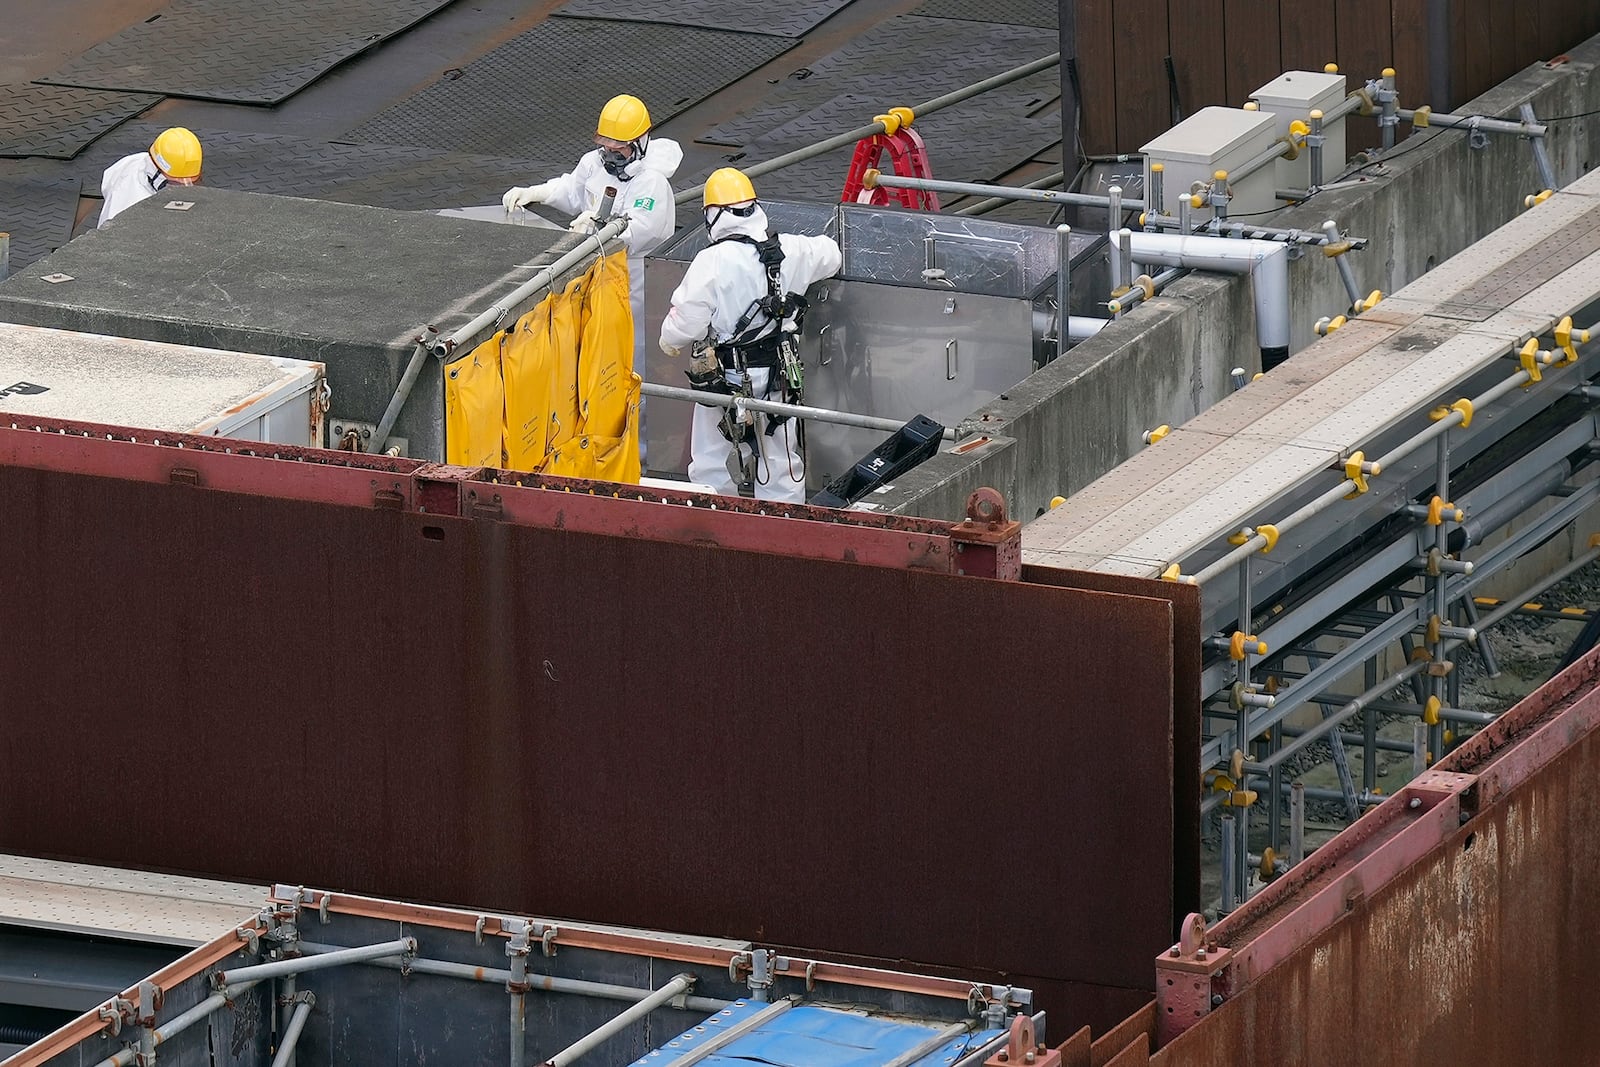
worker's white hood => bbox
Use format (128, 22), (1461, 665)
(636, 136), (683, 179)
(706, 203), (770, 243)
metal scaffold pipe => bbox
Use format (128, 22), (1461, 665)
(545, 974), (696, 1067)
(867, 172), (1146, 211)
(215, 938), (418, 988)
(270, 995), (315, 1067)
(643, 381), (960, 439)
(93, 980), (264, 1067)
(674, 53), (1061, 205)
(1397, 107), (1547, 138)
(956, 169), (1068, 216)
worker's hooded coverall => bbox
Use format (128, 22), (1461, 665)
(659, 204), (841, 503)
(535, 137), (682, 413)
(98, 154), (167, 227)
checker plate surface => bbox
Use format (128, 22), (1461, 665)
(66, 123), (571, 212)
(347, 17), (795, 157)
(556, 0), (851, 37)
(0, 83), (160, 160)
(37, 0), (458, 105)
(701, 15), (1058, 148)
(914, 0), (1059, 26)
(0, 175), (80, 269)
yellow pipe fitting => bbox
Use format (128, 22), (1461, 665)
(1412, 105), (1432, 128)
(1426, 614), (1442, 645)
(1227, 528), (1251, 546)
(1136, 274), (1157, 300)
(1161, 562), (1184, 582)
(1139, 212), (1147, 226)
(1423, 696), (1441, 725)
(1355, 289), (1384, 313)
(1229, 789), (1259, 808)
(1289, 119), (1311, 139)
(1524, 189), (1554, 209)
(1410, 647), (1433, 663)
(1257, 523), (1280, 553)
(1231, 750), (1245, 781)
(1243, 101), (1259, 111)
(1322, 241), (1353, 258)
(1189, 193), (1204, 209)
(1213, 169), (1230, 183)
(1555, 315), (1588, 364)
(1356, 87), (1376, 116)
(1049, 495), (1066, 509)
(1426, 496), (1462, 525)
(874, 113), (901, 135)
(1316, 314), (1347, 336)
(1325, 63), (1340, 74)
(1428, 405), (1451, 421)
(1589, 533), (1600, 549)
(861, 168), (882, 189)
(1519, 338), (1544, 386)
(1209, 772), (1236, 793)
(1444, 728), (1456, 746)
(1143, 424), (1171, 445)
(1152, 162), (1164, 172)
(1383, 67), (1397, 79)
(1451, 398), (1474, 427)
(1343, 451), (1373, 496)
(1252, 372), (1265, 381)
(1259, 847), (1277, 879)
(1229, 632), (1267, 661)
(1276, 133), (1301, 161)
(888, 106), (915, 128)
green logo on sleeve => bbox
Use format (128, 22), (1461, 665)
(632, 197), (656, 210)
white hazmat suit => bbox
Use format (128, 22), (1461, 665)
(98, 153), (166, 227)
(660, 204), (841, 503)
(504, 137), (682, 411)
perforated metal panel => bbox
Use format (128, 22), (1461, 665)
(37, 0), (457, 104)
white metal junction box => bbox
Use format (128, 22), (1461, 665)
(0, 323), (326, 445)
(1251, 70), (1348, 193)
(1141, 106), (1282, 220)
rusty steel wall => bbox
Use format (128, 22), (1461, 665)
(1066, 0), (1600, 157)
(0, 446), (1184, 1033)
(1073, 650), (1600, 1065)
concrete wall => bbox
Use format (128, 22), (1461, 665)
(877, 33), (1600, 521)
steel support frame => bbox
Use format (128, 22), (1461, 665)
(0, 415), (1020, 578)
(1160, 646), (1600, 1044)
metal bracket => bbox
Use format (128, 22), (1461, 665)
(1155, 912), (1234, 1045)
(328, 418), (408, 457)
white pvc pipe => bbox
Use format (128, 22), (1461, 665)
(1127, 232), (1290, 367)
(1067, 316), (1109, 340)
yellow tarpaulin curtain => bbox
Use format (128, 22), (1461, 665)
(540, 251), (641, 484)
(445, 250), (640, 484)
(443, 332), (505, 467)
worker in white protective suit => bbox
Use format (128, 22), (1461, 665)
(502, 93), (681, 461)
(99, 127), (202, 227)
(659, 167), (842, 503)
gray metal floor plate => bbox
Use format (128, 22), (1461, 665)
(913, 0), (1058, 27)
(0, 84), (160, 160)
(0, 176), (81, 269)
(37, 0), (458, 105)
(700, 15), (1058, 148)
(64, 123), (572, 214)
(556, 0), (851, 37)
(346, 17), (796, 157)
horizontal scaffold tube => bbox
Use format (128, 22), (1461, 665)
(866, 171), (1146, 211)
(642, 381), (960, 440)
(1126, 232), (1289, 362)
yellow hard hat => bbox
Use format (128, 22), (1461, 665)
(150, 127), (202, 182)
(703, 167), (756, 207)
(596, 94), (651, 142)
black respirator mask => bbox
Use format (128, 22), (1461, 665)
(600, 135), (646, 179)
(705, 201), (758, 231)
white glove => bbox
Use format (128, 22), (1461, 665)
(659, 337), (684, 358)
(568, 210), (598, 234)
(502, 181), (554, 212)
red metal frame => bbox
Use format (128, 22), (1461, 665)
(840, 127), (941, 211)
(0, 415), (1016, 576)
(1154, 648), (1600, 1047)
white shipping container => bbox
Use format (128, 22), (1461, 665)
(0, 323), (326, 446)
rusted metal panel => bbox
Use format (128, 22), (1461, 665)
(1279, 2), (1338, 77)
(1221, 0), (1281, 109)
(1057, 1026), (1092, 1067)
(1110, 3), (1171, 160)
(1090, 1001), (1155, 1067)
(1146, 650), (1600, 1064)
(1167, 0), (1226, 127)
(0, 427), (1180, 1037)
(1072, 0), (1118, 160)
(1023, 565), (1201, 930)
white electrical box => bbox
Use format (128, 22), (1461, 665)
(1141, 106), (1282, 221)
(1251, 70), (1348, 193)
(0, 323), (326, 445)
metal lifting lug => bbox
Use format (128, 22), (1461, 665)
(541, 924), (559, 957)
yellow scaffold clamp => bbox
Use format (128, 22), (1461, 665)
(1423, 695), (1442, 726)
(1143, 424), (1171, 445)
(1354, 289), (1384, 313)
(1555, 315), (1590, 365)
(1524, 189), (1554, 209)
(1411, 105), (1432, 128)
(1315, 314), (1347, 336)
(1343, 451), (1380, 497)
(1227, 524), (1279, 553)
(1427, 496), (1463, 525)
(1519, 338), (1544, 386)
(873, 106), (916, 135)
(1229, 631), (1268, 661)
